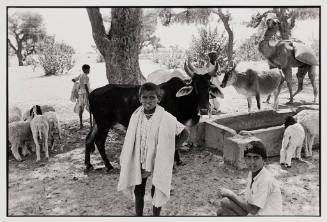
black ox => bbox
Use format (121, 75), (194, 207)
(85, 59), (223, 172)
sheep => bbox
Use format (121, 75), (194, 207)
(22, 105), (55, 121)
(280, 116), (305, 168)
(44, 111), (62, 151)
(8, 121), (34, 161)
(220, 62), (284, 112)
(9, 106), (22, 123)
(29, 105), (50, 162)
(294, 109), (319, 157)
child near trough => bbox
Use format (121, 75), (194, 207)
(216, 141), (282, 216)
(118, 82), (189, 216)
(72, 64), (91, 129)
(280, 116), (305, 168)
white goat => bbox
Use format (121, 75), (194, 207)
(29, 105), (50, 161)
(9, 106), (22, 123)
(294, 109), (319, 157)
(8, 121), (34, 161)
(22, 105), (55, 121)
(44, 111), (62, 151)
(220, 63), (284, 112)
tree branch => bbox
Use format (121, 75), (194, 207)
(8, 39), (17, 52)
(217, 9), (234, 61)
(86, 8), (110, 56)
(248, 10), (274, 28)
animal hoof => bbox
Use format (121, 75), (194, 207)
(176, 160), (186, 166)
(106, 167), (119, 174)
(84, 165), (94, 173)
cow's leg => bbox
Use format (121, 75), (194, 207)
(255, 93), (261, 110)
(282, 67), (293, 103)
(292, 66), (307, 101)
(308, 65), (318, 103)
(85, 124), (98, 171)
(247, 97), (252, 112)
(94, 128), (114, 172)
(265, 94), (271, 104)
(273, 77), (284, 110)
(174, 150), (182, 165)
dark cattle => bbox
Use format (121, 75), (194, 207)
(85, 58), (223, 172)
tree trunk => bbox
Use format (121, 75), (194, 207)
(87, 8), (146, 84)
(273, 8), (292, 40)
(17, 43), (24, 66)
(217, 9), (234, 62)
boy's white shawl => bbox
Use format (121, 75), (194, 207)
(117, 105), (176, 207)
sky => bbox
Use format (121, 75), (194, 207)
(8, 7), (319, 54)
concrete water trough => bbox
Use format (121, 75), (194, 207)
(188, 106), (319, 169)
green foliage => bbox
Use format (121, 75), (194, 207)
(294, 8), (319, 20)
(151, 45), (185, 69)
(158, 8), (213, 26)
(8, 11), (46, 65)
(309, 36), (319, 58)
(187, 27), (229, 68)
(36, 36), (76, 76)
(235, 35), (265, 62)
(161, 45), (185, 69)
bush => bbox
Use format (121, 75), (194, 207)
(187, 26), (229, 69)
(235, 35), (264, 62)
(160, 45), (185, 69)
(25, 55), (39, 71)
(37, 36), (76, 76)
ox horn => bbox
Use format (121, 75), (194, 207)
(184, 61), (194, 77)
(187, 58), (198, 74)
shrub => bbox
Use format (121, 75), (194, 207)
(37, 36), (75, 76)
(235, 35), (265, 62)
(187, 26), (229, 69)
(160, 45), (185, 69)
(25, 55), (39, 71)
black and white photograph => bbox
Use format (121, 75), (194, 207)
(1, 0), (326, 221)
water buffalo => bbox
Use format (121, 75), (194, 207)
(85, 59), (223, 173)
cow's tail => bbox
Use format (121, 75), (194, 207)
(86, 94), (96, 153)
(85, 104), (97, 154)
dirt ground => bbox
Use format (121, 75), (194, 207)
(8, 63), (320, 216)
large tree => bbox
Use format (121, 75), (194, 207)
(8, 11), (46, 66)
(247, 8), (319, 40)
(87, 8), (235, 84)
(87, 8), (145, 84)
(159, 8), (235, 62)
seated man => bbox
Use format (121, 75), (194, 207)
(216, 141), (282, 216)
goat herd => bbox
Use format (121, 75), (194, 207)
(8, 105), (62, 162)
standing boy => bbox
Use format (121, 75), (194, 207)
(216, 141), (282, 216)
(118, 82), (189, 216)
(72, 64), (91, 129)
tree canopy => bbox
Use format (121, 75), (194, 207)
(8, 11), (46, 66)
